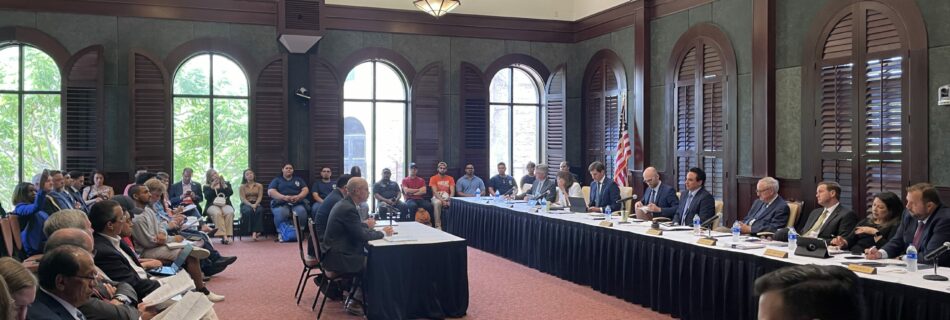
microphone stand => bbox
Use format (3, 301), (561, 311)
(924, 248), (949, 281)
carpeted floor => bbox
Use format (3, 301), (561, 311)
(208, 235), (674, 320)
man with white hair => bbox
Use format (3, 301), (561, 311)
(737, 177), (790, 234)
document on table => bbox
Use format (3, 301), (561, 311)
(384, 235), (416, 242)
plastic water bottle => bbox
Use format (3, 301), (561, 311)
(605, 206), (612, 221)
(906, 245), (918, 272)
(494, 190), (501, 203)
(731, 220), (741, 242)
(540, 198), (547, 213)
(788, 227), (798, 255)
(475, 187), (481, 200)
(693, 215), (702, 236)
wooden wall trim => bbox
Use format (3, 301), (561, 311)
(0, 0), (711, 43)
(751, 0), (775, 177)
(0, 0), (277, 25)
(632, 0), (650, 173)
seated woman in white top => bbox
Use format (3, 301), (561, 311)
(555, 171), (583, 207)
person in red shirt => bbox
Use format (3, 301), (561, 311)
(428, 162), (455, 229)
(401, 163), (434, 224)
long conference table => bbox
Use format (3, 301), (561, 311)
(364, 221), (469, 320)
(444, 197), (950, 320)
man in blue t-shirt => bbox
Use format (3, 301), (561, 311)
(310, 167), (335, 217)
(267, 164), (309, 241)
(488, 162), (516, 197)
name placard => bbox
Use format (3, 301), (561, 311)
(696, 238), (718, 246)
(599, 221), (614, 228)
(646, 229), (663, 236)
(847, 264), (877, 275)
(764, 248), (789, 258)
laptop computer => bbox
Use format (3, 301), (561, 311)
(148, 243), (193, 277)
(567, 197), (587, 213)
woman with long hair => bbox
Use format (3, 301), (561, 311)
(203, 169), (235, 244)
(831, 192), (903, 253)
(0, 257), (37, 320)
(82, 170), (114, 206)
(239, 169), (264, 241)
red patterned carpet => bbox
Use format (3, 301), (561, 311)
(207, 236), (674, 320)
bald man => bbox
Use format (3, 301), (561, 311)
(634, 167), (680, 220)
(322, 177), (393, 316)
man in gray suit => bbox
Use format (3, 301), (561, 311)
(323, 177), (394, 316)
(800, 181), (857, 240)
(737, 177), (790, 234)
(520, 163), (557, 203)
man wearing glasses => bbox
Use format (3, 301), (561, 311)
(29, 245), (100, 320)
(736, 177), (790, 234)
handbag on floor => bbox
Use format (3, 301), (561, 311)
(277, 221), (297, 242)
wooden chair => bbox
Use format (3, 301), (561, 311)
(7, 216), (22, 254)
(0, 218), (13, 257)
(787, 201), (804, 228)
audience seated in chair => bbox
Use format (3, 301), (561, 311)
(373, 168), (407, 220)
(168, 168), (203, 218)
(12, 172), (53, 256)
(309, 167), (335, 219)
(239, 169), (265, 241)
(402, 163), (433, 223)
(429, 162), (455, 229)
(488, 162), (517, 199)
(203, 169), (235, 244)
(0, 256), (38, 320)
(455, 163), (486, 198)
(267, 163), (310, 242)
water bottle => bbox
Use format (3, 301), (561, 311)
(906, 245), (918, 272)
(494, 190), (501, 203)
(731, 220), (741, 242)
(475, 187), (481, 200)
(693, 215), (702, 236)
(788, 227), (798, 255)
(540, 198), (547, 213)
(605, 206), (612, 221)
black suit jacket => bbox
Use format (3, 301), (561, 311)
(92, 234), (160, 299)
(743, 196), (791, 234)
(322, 198), (385, 274)
(639, 183), (679, 218)
(672, 187), (716, 225)
(800, 204), (857, 240)
(588, 179), (621, 212)
(881, 206), (950, 266)
(168, 181), (204, 213)
(26, 289), (74, 320)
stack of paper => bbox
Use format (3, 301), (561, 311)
(141, 272), (196, 307)
(152, 291), (215, 320)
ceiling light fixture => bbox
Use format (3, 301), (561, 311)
(413, 0), (461, 18)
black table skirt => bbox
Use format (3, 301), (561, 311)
(444, 200), (950, 320)
(364, 240), (469, 320)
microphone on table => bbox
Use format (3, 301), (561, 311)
(615, 195), (638, 204)
(531, 190), (551, 201)
(924, 242), (950, 261)
(700, 215), (719, 229)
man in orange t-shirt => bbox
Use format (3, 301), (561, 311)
(429, 162), (455, 229)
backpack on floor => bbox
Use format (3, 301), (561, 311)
(277, 221), (297, 242)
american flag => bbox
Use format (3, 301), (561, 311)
(613, 94), (631, 187)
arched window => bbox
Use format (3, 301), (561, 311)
(0, 43), (61, 198)
(803, 1), (926, 213)
(666, 23), (737, 212)
(583, 52), (626, 182)
(172, 53), (249, 205)
(343, 60), (408, 185)
(489, 66), (542, 179)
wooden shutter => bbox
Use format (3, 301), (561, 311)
(130, 50), (171, 173)
(674, 47), (697, 192)
(63, 45), (103, 173)
(674, 43), (727, 199)
(411, 62), (444, 174)
(310, 58), (342, 180)
(459, 62), (488, 179)
(584, 64), (605, 173)
(544, 66), (566, 170)
(251, 57), (288, 185)
(816, 7), (905, 213)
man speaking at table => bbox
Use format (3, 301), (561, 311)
(323, 177), (394, 316)
(672, 167), (715, 226)
(866, 183), (950, 267)
(587, 161), (620, 213)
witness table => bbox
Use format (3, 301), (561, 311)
(364, 222), (469, 320)
(444, 197), (950, 320)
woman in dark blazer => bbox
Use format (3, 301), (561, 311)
(203, 168), (235, 244)
(831, 192), (902, 253)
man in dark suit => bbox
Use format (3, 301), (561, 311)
(587, 161), (621, 213)
(323, 177), (394, 316)
(522, 163), (557, 203)
(167, 167), (203, 216)
(737, 177), (790, 234)
(634, 166), (679, 219)
(29, 245), (97, 320)
(800, 181), (857, 240)
(672, 167), (716, 226)
(867, 183), (950, 266)
(88, 200), (162, 299)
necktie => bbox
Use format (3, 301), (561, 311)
(806, 209), (829, 236)
(746, 203), (768, 224)
(649, 188), (657, 205)
(591, 182), (600, 206)
(681, 193), (694, 225)
(912, 221), (926, 248)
